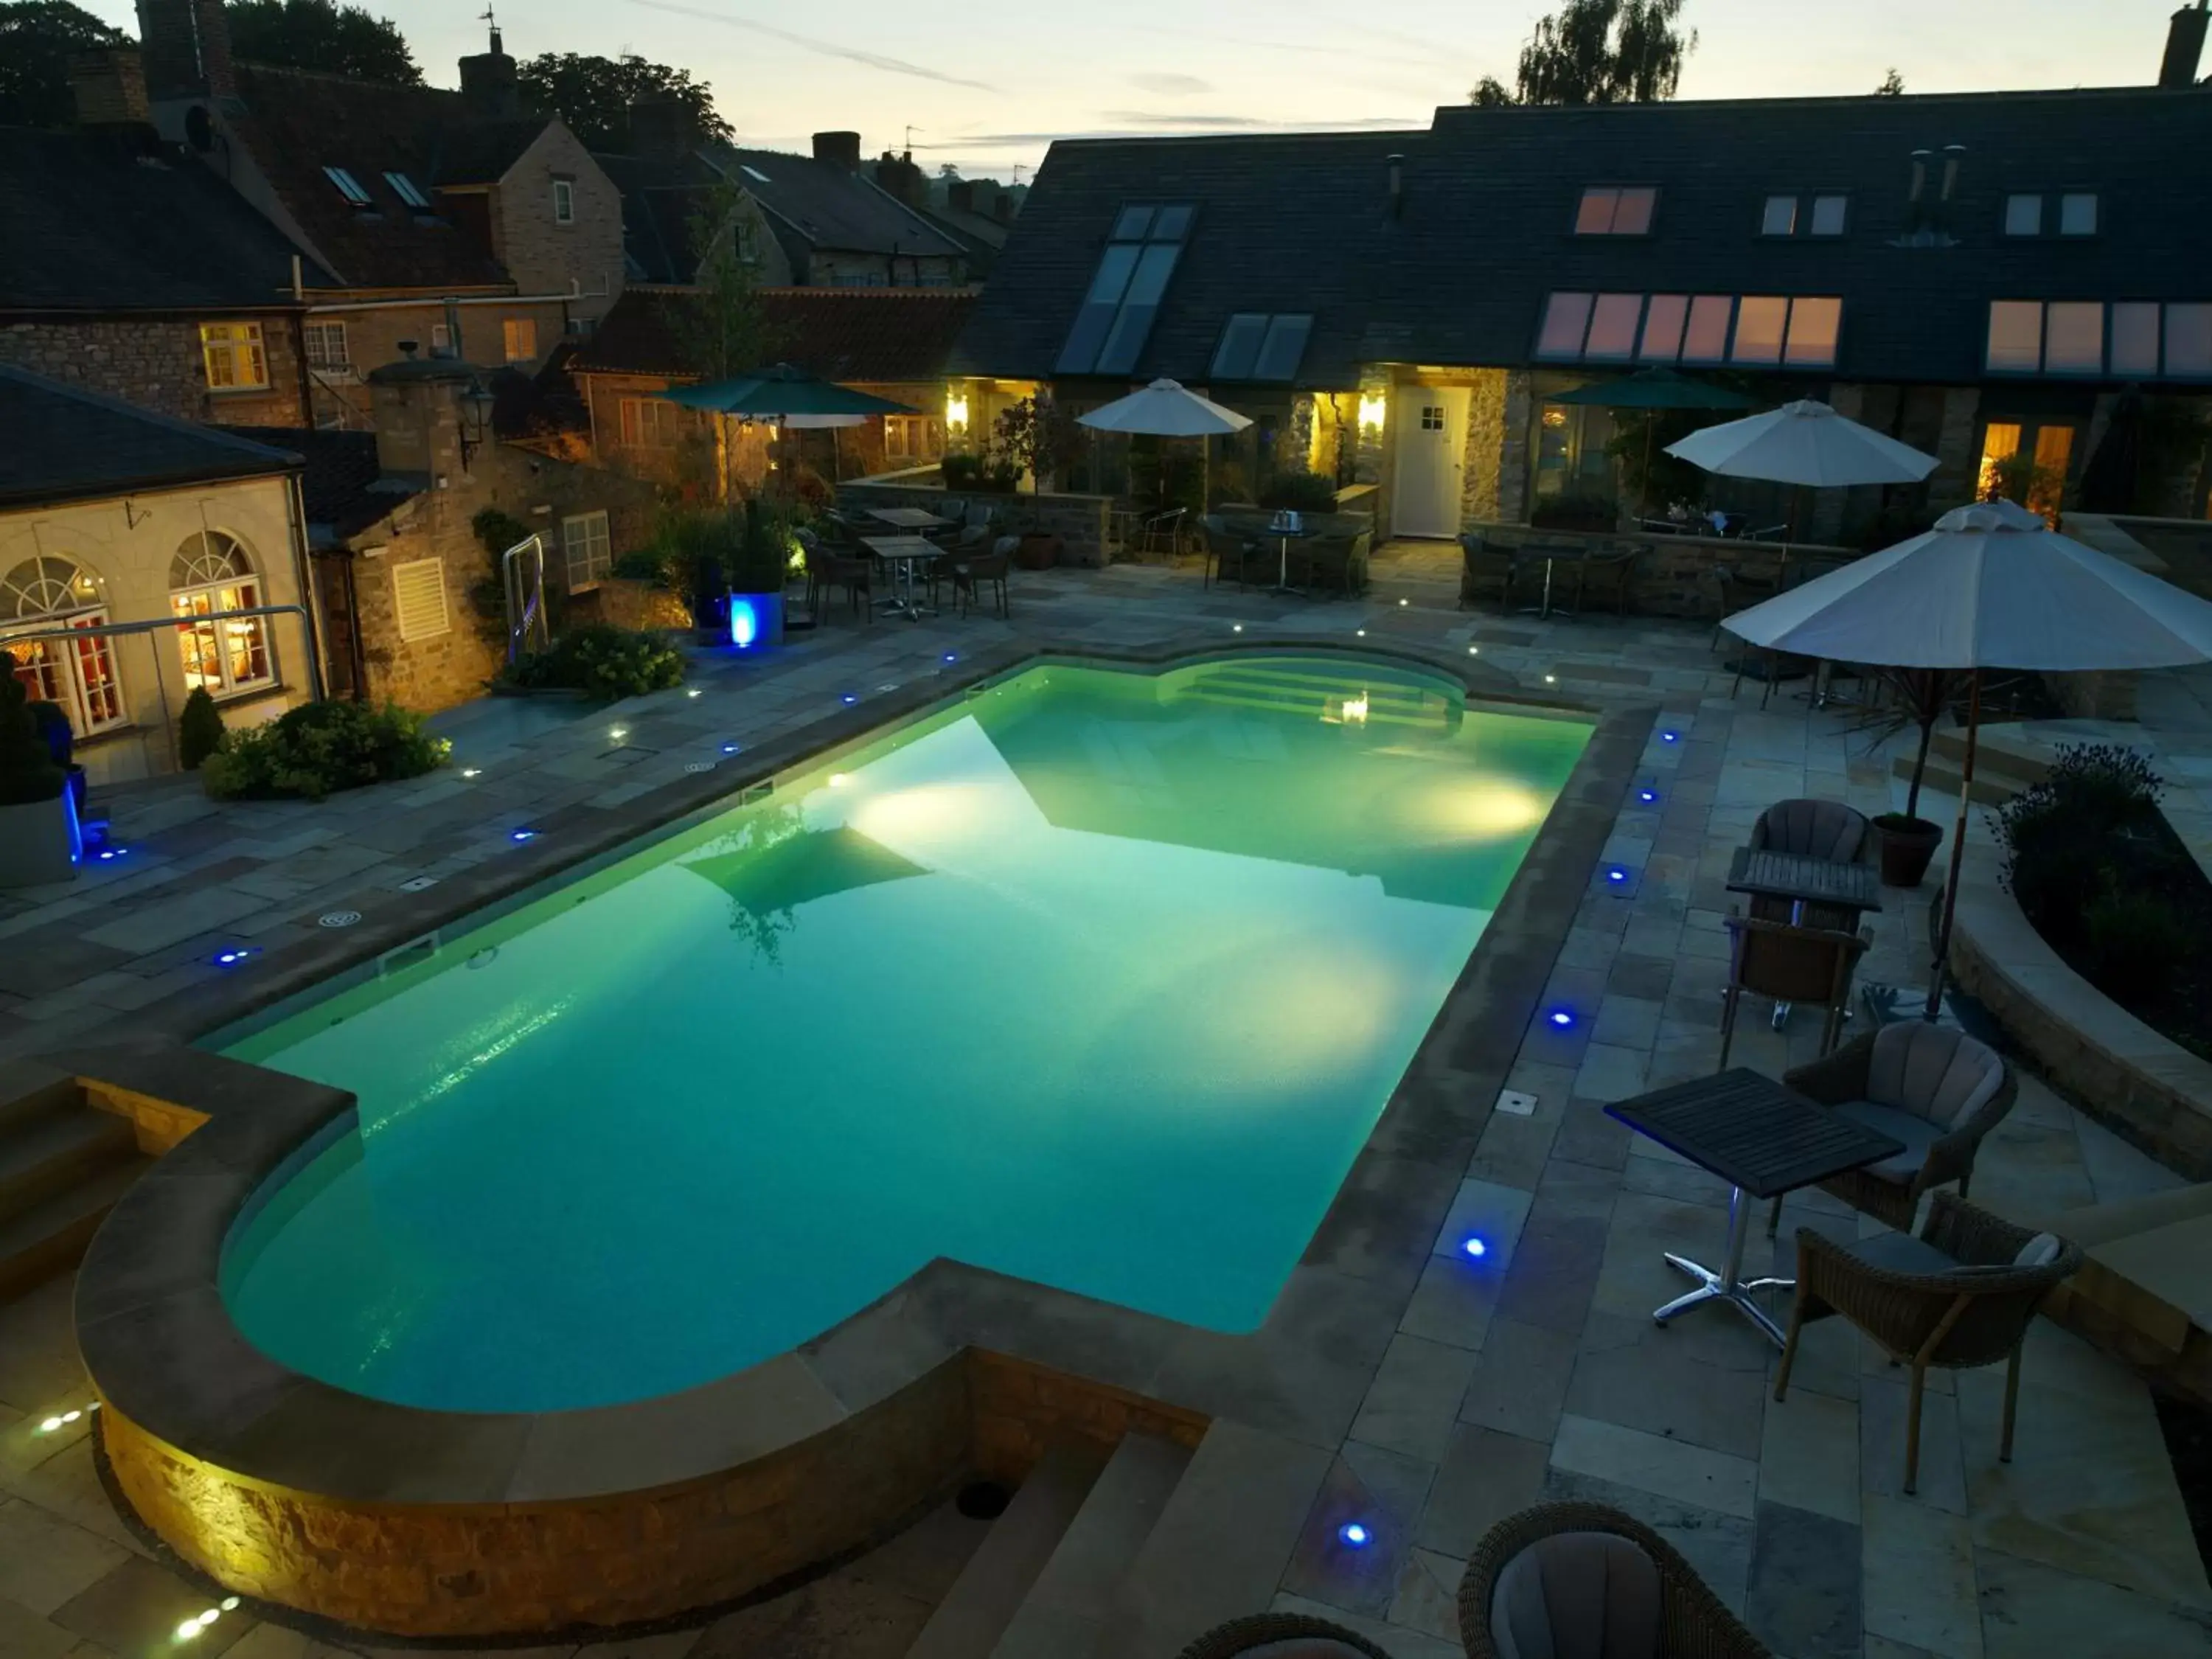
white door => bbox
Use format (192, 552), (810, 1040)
(1391, 386), (1470, 538)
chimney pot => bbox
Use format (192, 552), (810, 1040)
(992, 190), (1013, 223)
(2160, 1), (2210, 87)
(70, 47), (150, 128)
(812, 131), (862, 171)
(458, 21), (519, 117)
(947, 179), (973, 213)
(1940, 142), (1965, 201)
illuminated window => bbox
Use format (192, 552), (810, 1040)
(2166, 305), (2212, 377)
(503, 317), (538, 363)
(2043, 302), (2104, 373)
(303, 321), (349, 371)
(322, 166), (371, 206)
(884, 415), (941, 463)
(2059, 193), (2098, 236)
(1784, 296), (1842, 366)
(1986, 302), (2045, 372)
(1977, 422), (2021, 498)
(560, 512), (611, 588)
(2004, 195), (2042, 237)
(2, 556), (125, 734)
(1731, 296), (1788, 364)
(1638, 294), (1688, 361)
(169, 532), (271, 698)
(1809, 195), (1848, 236)
(619, 397), (681, 448)
(1760, 195), (1797, 237)
(384, 171), (431, 210)
(1583, 293), (1644, 359)
(1057, 203), (1195, 375)
(200, 321), (268, 390)
(2110, 304), (2160, 376)
(1536, 292), (1593, 358)
(1681, 296), (1733, 363)
(1573, 187), (1655, 234)
(552, 178), (575, 223)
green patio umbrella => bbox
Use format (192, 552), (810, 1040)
(1549, 368), (1758, 518)
(667, 364), (921, 492)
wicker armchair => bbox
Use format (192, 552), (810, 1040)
(1719, 912), (1868, 1068)
(945, 537), (1014, 618)
(1769, 1023), (2017, 1233)
(1774, 1192), (2082, 1495)
(1571, 543), (1643, 616)
(1747, 799), (1875, 931)
(1172, 1613), (1397, 1658)
(1460, 1502), (1771, 1658)
(804, 541), (873, 622)
(1203, 515), (1261, 590)
(1460, 532), (1543, 611)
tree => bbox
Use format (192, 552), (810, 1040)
(516, 52), (731, 153)
(1468, 0), (1697, 107)
(669, 179), (779, 382)
(0, 1), (127, 129)
(1875, 66), (1905, 96)
(226, 0), (420, 85)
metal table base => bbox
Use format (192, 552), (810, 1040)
(1652, 1184), (1792, 1346)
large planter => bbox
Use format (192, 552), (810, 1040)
(728, 591), (785, 650)
(1016, 532), (1062, 571)
(1875, 813), (1944, 888)
(0, 793), (81, 888)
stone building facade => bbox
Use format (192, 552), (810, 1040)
(0, 315), (308, 429)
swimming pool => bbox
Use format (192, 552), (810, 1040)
(218, 656), (1589, 1412)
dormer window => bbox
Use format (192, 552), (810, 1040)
(2059, 192), (2098, 236)
(322, 166), (372, 207)
(1055, 202), (1195, 375)
(384, 171), (431, 211)
(1574, 186), (1655, 235)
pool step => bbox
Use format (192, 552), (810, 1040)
(0, 1082), (150, 1301)
(902, 1441), (1109, 1659)
(990, 1432), (1194, 1659)
(1180, 667), (1457, 731)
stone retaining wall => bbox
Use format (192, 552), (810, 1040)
(841, 476), (1114, 568)
(1462, 521), (1860, 620)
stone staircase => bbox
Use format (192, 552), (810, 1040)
(1179, 664), (1460, 734)
(1891, 722), (2053, 808)
(0, 1077), (150, 1301)
(905, 1419), (1322, 1659)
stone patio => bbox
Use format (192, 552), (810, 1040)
(2, 544), (2208, 1659)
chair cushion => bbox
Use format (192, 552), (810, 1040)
(2014, 1231), (2063, 1268)
(1490, 1531), (1663, 1659)
(1829, 1101), (1944, 1184)
(1865, 1023), (2006, 1130)
(1842, 1228), (1959, 1276)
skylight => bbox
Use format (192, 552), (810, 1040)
(1210, 313), (1312, 382)
(1573, 187), (1656, 235)
(384, 171), (430, 210)
(1057, 203), (1195, 377)
(323, 166), (372, 207)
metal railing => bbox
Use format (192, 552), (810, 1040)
(501, 535), (549, 662)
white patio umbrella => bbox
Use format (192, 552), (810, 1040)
(1079, 380), (1253, 550)
(1722, 500), (2212, 1016)
(1665, 399), (1938, 487)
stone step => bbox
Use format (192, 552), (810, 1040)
(0, 1073), (78, 1140)
(991, 1432), (1194, 1659)
(1090, 1420), (1333, 1659)
(1927, 724), (2053, 783)
(1891, 754), (2028, 809)
(0, 1155), (151, 1302)
(0, 1105), (136, 1220)
(902, 1441), (1108, 1659)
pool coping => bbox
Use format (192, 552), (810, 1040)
(53, 633), (1655, 1632)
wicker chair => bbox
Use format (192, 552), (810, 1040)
(1571, 542), (1644, 616)
(946, 536), (1015, 619)
(1460, 532), (1544, 611)
(1203, 514), (1261, 590)
(1774, 1192), (2082, 1495)
(1719, 912), (1868, 1068)
(1172, 1613), (1397, 1658)
(1767, 1023), (2017, 1234)
(1747, 799), (1874, 931)
(804, 541), (872, 622)
(1296, 531), (1372, 598)
(1460, 1502), (1771, 1659)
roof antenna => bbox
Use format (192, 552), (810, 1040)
(480, 4), (500, 52)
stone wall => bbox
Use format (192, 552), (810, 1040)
(1461, 369), (1509, 524)
(1927, 386), (1984, 514)
(493, 125), (626, 325)
(0, 313), (307, 428)
(305, 300), (575, 430)
(1461, 520), (1856, 620)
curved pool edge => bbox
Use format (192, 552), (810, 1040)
(61, 637), (1654, 1635)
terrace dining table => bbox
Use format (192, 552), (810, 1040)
(869, 507), (954, 535)
(859, 535), (941, 620)
(1726, 846), (1884, 923)
(1606, 1068), (1904, 1346)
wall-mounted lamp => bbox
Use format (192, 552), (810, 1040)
(946, 392), (970, 433)
(1357, 394), (1388, 434)
(458, 378), (498, 469)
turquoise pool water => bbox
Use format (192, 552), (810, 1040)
(220, 658), (1589, 1412)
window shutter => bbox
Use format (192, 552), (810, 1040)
(392, 558), (451, 642)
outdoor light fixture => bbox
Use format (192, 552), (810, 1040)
(943, 653), (958, 664)
(1544, 673), (1557, 684)
(1338, 1523), (1372, 1547)
(1232, 624), (1244, 633)
(1461, 1237), (1488, 1259)
(1548, 1009), (1576, 1028)
(1468, 646), (1479, 655)
(1607, 867), (1630, 884)
(722, 741), (742, 754)
(730, 599), (761, 649)
(1661, 730), (1680, 743)
(609, 726), (629, 742)
(1357, 394), (1387, 433)
(946, 392), (970, 432)
(460, 767), (481, 779)
(687, 688), (704, 698)
(510, 829), (538, 844)
(1355, 629), (1367, 637)
(212, 947), (257, 967)
(457, 377), (499, 470)
(841, 692), (859, 706)
(1639, 788), (1659, 804)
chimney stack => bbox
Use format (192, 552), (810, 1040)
(993, 191), (1014, 224)
(947, 179), (973, 214)
(812, 131), (862, 171)
(70, 48), (151, 128)
(458, 23), (520, 117)
(134, 0), (234, 102)
(628, 97), (699, 160)
(874, 149), (926, 206)
(2160, 1), (2209, 87)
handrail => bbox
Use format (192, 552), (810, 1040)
(501, 535), (549, 663)
(0, 605), (326, 703)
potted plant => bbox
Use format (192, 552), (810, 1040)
(0, 675), (80, 887)
(1865, 667), (1956, 887)
(26, 699), (86, 819)
(991, 395), (1081, 568)
(728, 498), (790, 650)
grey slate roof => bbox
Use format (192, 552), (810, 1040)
(712, 146), (964, 268)
(0, 366), (300, 508)
(0, 125), (330, 312)
(954, 86), (2212, 388)
(594, 150), (723, 285)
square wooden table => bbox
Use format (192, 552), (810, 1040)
(1727, 846), (1883, 916)
(868, 507), (953, 532)
(1606, 1068), (1904, 1345)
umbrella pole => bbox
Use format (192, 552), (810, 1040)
(1924, 667), (1982, 1023)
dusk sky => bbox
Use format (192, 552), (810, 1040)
(83, 0), (2184, 178)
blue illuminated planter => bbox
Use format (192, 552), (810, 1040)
(728, 591), (785, 652)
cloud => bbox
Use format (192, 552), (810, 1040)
(1096, 111), (1270, 129)
(624, 0), (995, 91)
(936, 116), (1421, 149)
(1128, 72), (1214, 96)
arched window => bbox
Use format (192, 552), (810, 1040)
(170, 532), (273, 698)
(1, 555), (126, 735)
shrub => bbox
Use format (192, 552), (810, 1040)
(732, 498), (794, 592)
(200, 700), (449, 801)
(1998, 744), (2170, 955)
(0, 675), (64, 807)
(2079, 886), (2193, 1006)
(178, 686), (226, 771)
(1257, 470), (1340, 515)
(1531, 490), (1619, 532)
(790, 465), (835, 509)
(612, 546), (669, 582)
(499, 625), (687, 700)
